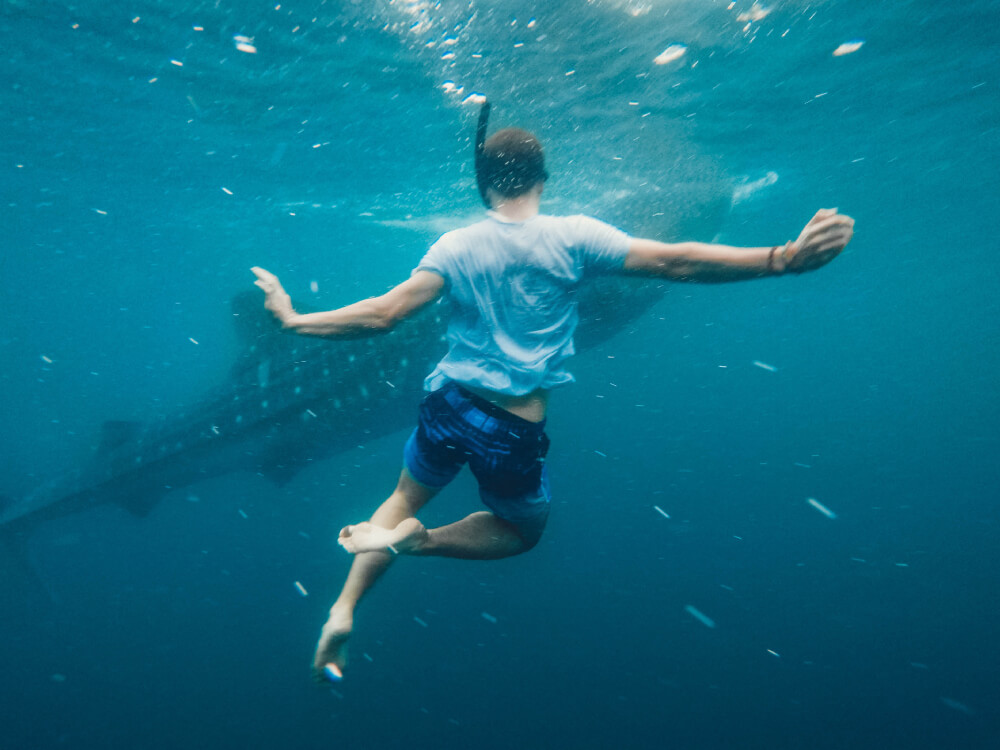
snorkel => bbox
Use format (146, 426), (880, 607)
(474, 101), (548, 208)
(475, 99), (492, 208)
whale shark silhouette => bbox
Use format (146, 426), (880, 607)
(0, 274), (667, 536)
(0, 171), (732, 565)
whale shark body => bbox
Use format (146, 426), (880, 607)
(1, 147), (734, 544)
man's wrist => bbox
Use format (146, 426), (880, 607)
(766, 244), (786, 275)
(767, 241), (794, 275)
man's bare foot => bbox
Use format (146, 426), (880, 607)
(338, 517), (428, 555)
(313, 606), (352, 682)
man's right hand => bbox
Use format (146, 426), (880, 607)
(784, 209), (855, 273)
(251, 266), (296, 324)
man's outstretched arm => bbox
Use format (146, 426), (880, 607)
(251, 268), (445, 337)
(623, 208), (854, 282)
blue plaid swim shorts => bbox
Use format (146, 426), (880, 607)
(403, 381), (551, 534)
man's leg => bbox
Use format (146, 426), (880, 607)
(340, 508), (545, 560)
(312, 469), (436, 678)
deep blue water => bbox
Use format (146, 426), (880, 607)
(2, 1), (998, 748)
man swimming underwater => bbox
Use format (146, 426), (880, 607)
(252, 102), (854, 680)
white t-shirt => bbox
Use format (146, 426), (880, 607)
(414, 212), (631, 395)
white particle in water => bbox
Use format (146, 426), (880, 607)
(684, 605), (716, 628)
(654, 45), (687, 65)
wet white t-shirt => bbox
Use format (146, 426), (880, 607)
(414, 212), (631, 396)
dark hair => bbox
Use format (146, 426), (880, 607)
(479, 127), (549, 199)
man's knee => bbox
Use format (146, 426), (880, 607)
(517, 530), (543, 553)
(509, 513), (548, 552)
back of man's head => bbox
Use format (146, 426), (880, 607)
(480, 128), (549, 199)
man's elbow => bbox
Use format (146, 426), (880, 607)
(370, 315), (396, 332)
(369, 300), (405, 332)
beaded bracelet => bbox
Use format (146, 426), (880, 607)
(766, 245), (780, 274)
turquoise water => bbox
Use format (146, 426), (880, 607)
(2, 1), (998, 747)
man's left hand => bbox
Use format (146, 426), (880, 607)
(784, 209), (855, 273)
